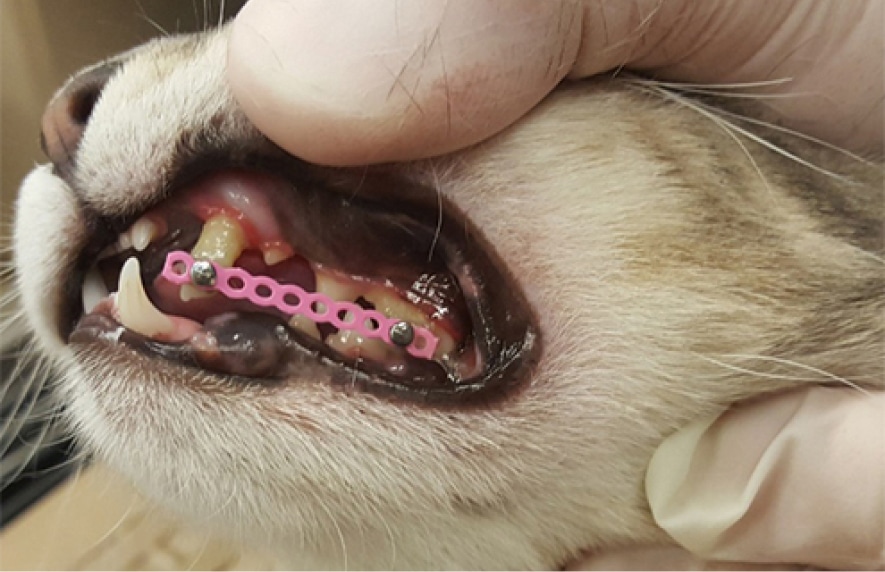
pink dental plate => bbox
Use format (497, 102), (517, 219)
(160, 250), (439, 360)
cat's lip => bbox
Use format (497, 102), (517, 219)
(64, 155), (542, 405)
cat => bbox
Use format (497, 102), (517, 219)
(10, 24), (883, 570)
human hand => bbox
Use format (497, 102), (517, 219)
(227, 0), (883, 166)
(571, 387), (884, 570)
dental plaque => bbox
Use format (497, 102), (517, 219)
(161, 251), (439, 360)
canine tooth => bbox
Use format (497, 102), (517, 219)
(131, 217), (159, 252)
(315, 271), (363, 302)
(115, 257), (176, 338)
(363, 289), (429, 327)
(325, 330), (390, 362)
(288, 315), (321, 340)
(191, 213), (249, 267)
(262, 244), (294, 266)
(82, 266), (109, 314)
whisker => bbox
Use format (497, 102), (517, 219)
(631, 81), (853, 183)
(633, 83), (773, 193)
(134, 0), (170, 37)
(698, 353), (869, 394)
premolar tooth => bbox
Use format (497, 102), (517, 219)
(288, 315), (321, 340)
(365, 289), (458, 359)
(131, 217), (159, 252)
(363, 289), (429, 327)
(191, 213), (249, 267)
(262, 243), (294, 266)
(183, 214), (249, 302)
(315, 270), (363, 302)
(325, 330), (390, 362)
(115, 257), (177, 338)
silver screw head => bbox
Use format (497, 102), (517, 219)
(388, 321), (415, 347)
(190, 259), (217, 288)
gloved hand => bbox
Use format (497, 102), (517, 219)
(227, 0), (882, 165)
(572, 387), (884, 570)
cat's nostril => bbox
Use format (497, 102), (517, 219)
(40, 61), (119, 178)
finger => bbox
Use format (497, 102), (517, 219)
(227, 0), (585, 166)
(572, 0), (883, 157)
(646, 387), (885, 570)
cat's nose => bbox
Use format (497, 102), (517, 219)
(40, 61), (119, 178)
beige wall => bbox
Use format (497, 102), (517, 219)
(1, 0), (244, 231)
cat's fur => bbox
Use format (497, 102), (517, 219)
(12, 28), (883, 569)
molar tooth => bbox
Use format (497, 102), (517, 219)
(288, 315), (321, 340)
(325, 329), (390, 362)
(430, 325), (457, 360)
(131, 217), (159, 252)
(115, 257), (176, 338)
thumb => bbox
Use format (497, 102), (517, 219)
(226, 0), (584, 166)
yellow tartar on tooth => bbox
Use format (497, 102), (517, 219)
(191, 213), (248, 267)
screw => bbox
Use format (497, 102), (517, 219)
(388, 321), (415, 347)
(190, 259), (217, 288)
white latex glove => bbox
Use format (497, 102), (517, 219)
(228, 0), (882, 166)
(572, 387), (884, 570)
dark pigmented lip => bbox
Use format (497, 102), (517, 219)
(64, 151), (541, 405)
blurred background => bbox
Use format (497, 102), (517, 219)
(0, 2), (277, 569)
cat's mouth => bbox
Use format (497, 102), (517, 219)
(66, 160), (539, 404)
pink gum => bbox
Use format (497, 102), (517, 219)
(161, 251), (439, 360)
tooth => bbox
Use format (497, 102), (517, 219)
(430, 325), (456, 360)
(115, 257), (177, 338)
(82, 266), (109, 314)
(179, 283), (217, 302)
(315, 270), (363, 302)
(288, 315), (321, 340)
(325, 329), (390, 361)
(262, 243), (294, 266)
(363, 289), (429, 327)
(118, 230), (133, 250)
(131, 217), (159, 252)
(191, 213), (249, 267)
(182, 214), (249, 301)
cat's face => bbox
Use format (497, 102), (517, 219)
(13, 28), (883, 569)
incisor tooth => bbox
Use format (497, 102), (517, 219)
(116, 257), (176, 338)
(131, 217), (159, 252)
(118, 230), (133, 250)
